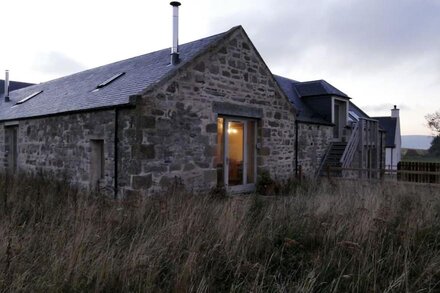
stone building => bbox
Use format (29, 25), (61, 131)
(0, 26), (297, 197)
(0, 23), (385, 196)
(373, 106), (402, 170)
(275, 76), (385, 178)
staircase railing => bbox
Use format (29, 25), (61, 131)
(315, 142), (333, 179)
(340, 121), (360, 168)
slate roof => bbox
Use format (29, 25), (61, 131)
(275, 75), (369, 123)
(274, 75), (330, 124)
(294, 80), (349, 98)
(349, 102), (370, 120)
(372, 117), (397, 148)
(0, 27), (237, 121)
(0, 80), (34, 94)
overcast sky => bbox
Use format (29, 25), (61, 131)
(2, 0), (439, 135)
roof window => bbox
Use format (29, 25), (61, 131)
(94, 72), (125, 91)
(15, 90), (43, 105)
(348, 111), (360, 122)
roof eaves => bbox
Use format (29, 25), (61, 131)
(0, 102), (135, 123)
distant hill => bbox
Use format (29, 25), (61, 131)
(402, 135), (434, 150)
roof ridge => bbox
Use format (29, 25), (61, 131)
(295, 79), (349, 98)
(10, 27), (238, 96)
(0, 26), (243, 121)
(0, 79), (34, 85)
(320, 80), (348, 97)
(273, 74), (301, 83)
(297, 79), (324, 84)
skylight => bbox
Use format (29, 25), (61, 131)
(16, 90), (43, 105)
(348, 111), (360, 122)
(95, 72), (125, 90)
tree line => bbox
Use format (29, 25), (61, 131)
(425, 111), (440, 156)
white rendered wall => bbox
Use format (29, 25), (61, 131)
(391, 106), (402, 168)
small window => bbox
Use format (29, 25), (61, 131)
(90, 139), (104, 188)
(94, 72), (125, 91)
(16, 90), (43, 105)
(5, 126), (18, 173)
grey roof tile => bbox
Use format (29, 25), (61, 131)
(0, 28), (234, 121)
(275, 75), (376, 128)
(274, 75), (332, 125)
(372, 116), (397, 147)
(0, 80), (34, 95)
(295, 80), (349, 98)
(349, 102), (370, 119)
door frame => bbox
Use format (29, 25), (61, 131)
(331, 97), (348, 142)
(221, 116), (257, 193)
(5, 125), (18, 173)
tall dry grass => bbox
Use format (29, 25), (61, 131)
(0, 174), (440, 292)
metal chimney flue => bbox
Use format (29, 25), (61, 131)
(170, 1), (181, 65)
(4, 70), (10, 102)
(391, 105), (399, 118)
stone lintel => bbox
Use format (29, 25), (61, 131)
(4, 121), (19, 127)
(213, 101), (263, 119)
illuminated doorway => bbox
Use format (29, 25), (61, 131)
(216, 117), (256, 192)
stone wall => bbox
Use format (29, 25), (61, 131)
(296, 122), (333, 177)
(117, 28), (296, 196)
(0, 28), (298, 197)
(0, 110), (116, 191)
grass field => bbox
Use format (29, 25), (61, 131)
(1, 174), (440, 292)
(401, 148), (440, 163)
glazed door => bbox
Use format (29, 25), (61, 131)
(219, 118), (256, 193)
(226, 120), (244, 187)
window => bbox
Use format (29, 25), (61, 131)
(93, 72), (125, 92)
(348, 111), (360, 122)
(5, 126), (18, 173)
(90, 139), (104, 188)
(16, 91), (43, 105)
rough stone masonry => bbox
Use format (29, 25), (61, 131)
(117, 28), (296, 196)
(0, 27), (297, 197)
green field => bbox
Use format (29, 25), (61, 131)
(401, 148), (440, 162)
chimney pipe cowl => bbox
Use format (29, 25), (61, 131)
(170, 1), (181, 65)
(4, 70), (10, 102)
(391, 105), (399, 118)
